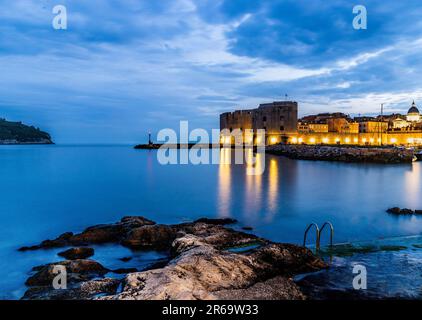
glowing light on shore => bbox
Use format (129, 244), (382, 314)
(335, 137), (340, 143)
(390, 138), (397, 144)
(291, 137), (298, 144)
(322, 137), (329, 144)
(309, 137), (316, 144)
(370, 138), (375, 144)
(362, 138), (367, 143)
(270, 136), (277, 144)
(345, 137), (351, 144)
(354, 138), (359, 143)
(298, 137), (303, 143)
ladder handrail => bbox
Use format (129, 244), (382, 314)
(318, 221), (334, 249)
(303, 221), (334, 251)
(303, 223), (320, 248)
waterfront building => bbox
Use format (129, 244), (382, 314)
(220, 101), (298, 145)
(298, 123), (329, 133)
(407, 101), (421, 122)
(358, 121), (389, 133)
(327, 118), (359, 134)
(220, 100), (422, 146)
(392, 117), (411, 130)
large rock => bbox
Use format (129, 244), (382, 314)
(100, 235), (326, 300)
(25, 259), (108, 287)
(21, 216), (326, 300)
(58, 247), (94, 260)
(22, 278), (120, 300)
(121, 225), (177, 249)
(214, 276), (306, 300)
(194, 218), (237, 225)
(19, 216), (156, 250)
(387, 207), (416, 215)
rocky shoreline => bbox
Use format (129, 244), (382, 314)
(266, 144), (415, 164)
(387, 207), (422, 215)
(19, 216), (326, 300)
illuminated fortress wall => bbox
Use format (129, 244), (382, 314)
(287, 132), (422, 146)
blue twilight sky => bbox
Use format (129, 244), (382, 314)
(1, 0), (422, 143)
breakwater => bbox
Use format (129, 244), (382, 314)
(266, 144), (415, 164)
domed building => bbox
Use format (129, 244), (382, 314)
(406, 101), (421, 122)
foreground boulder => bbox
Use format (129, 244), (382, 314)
(23, 278), (120, 300)
(25, 259), (108, 287)
(100, 235), (325, 300)
(20, 216), (326, 300)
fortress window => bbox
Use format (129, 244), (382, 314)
(280, 126), (284, 131)
(263, 116), (267, 122)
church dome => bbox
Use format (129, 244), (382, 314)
(408, 101), (420, 114)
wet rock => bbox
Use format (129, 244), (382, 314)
(22, 216), (326, 300)
(387, 207), (416, 215)
(99, 235), (326, 300)
(119, 257), (132, 262)
(111, 268), (139, 274)
(26, 260), (108, 287)
(215, 276), (306, 300)
(121, 224), (177, 249)
(141, 259), (171, 272)
(178, 222), (264, 250)
(400, 208), (414, 215)
(19, 216), (156, 250)
(386, 207), (401, 214)
(194, 218), (238, 225)
(58, 247), (94, 260)
(22, 278), (120, 300)
(415, 210), (422, 215)
(250, 243), (326, 277)
(242, 226), (253, 231)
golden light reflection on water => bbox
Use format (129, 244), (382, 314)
(404, 163), (421, 209)
(244, 149), (263, 219)
(218, 148), (231, 217)
(218, 149), (281, 220)
(266, 158), (279, 221)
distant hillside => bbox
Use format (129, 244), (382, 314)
(0, 118), (53, 144)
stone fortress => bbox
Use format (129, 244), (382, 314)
(220, 101), (422, 146)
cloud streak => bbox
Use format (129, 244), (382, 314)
(0, 0), (422, 142)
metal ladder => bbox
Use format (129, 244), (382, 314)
(303, 221), (334, 251)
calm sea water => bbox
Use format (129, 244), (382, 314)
(1, 145), (422, 299)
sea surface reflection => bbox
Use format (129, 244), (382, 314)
(0, 145), (422, 298)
